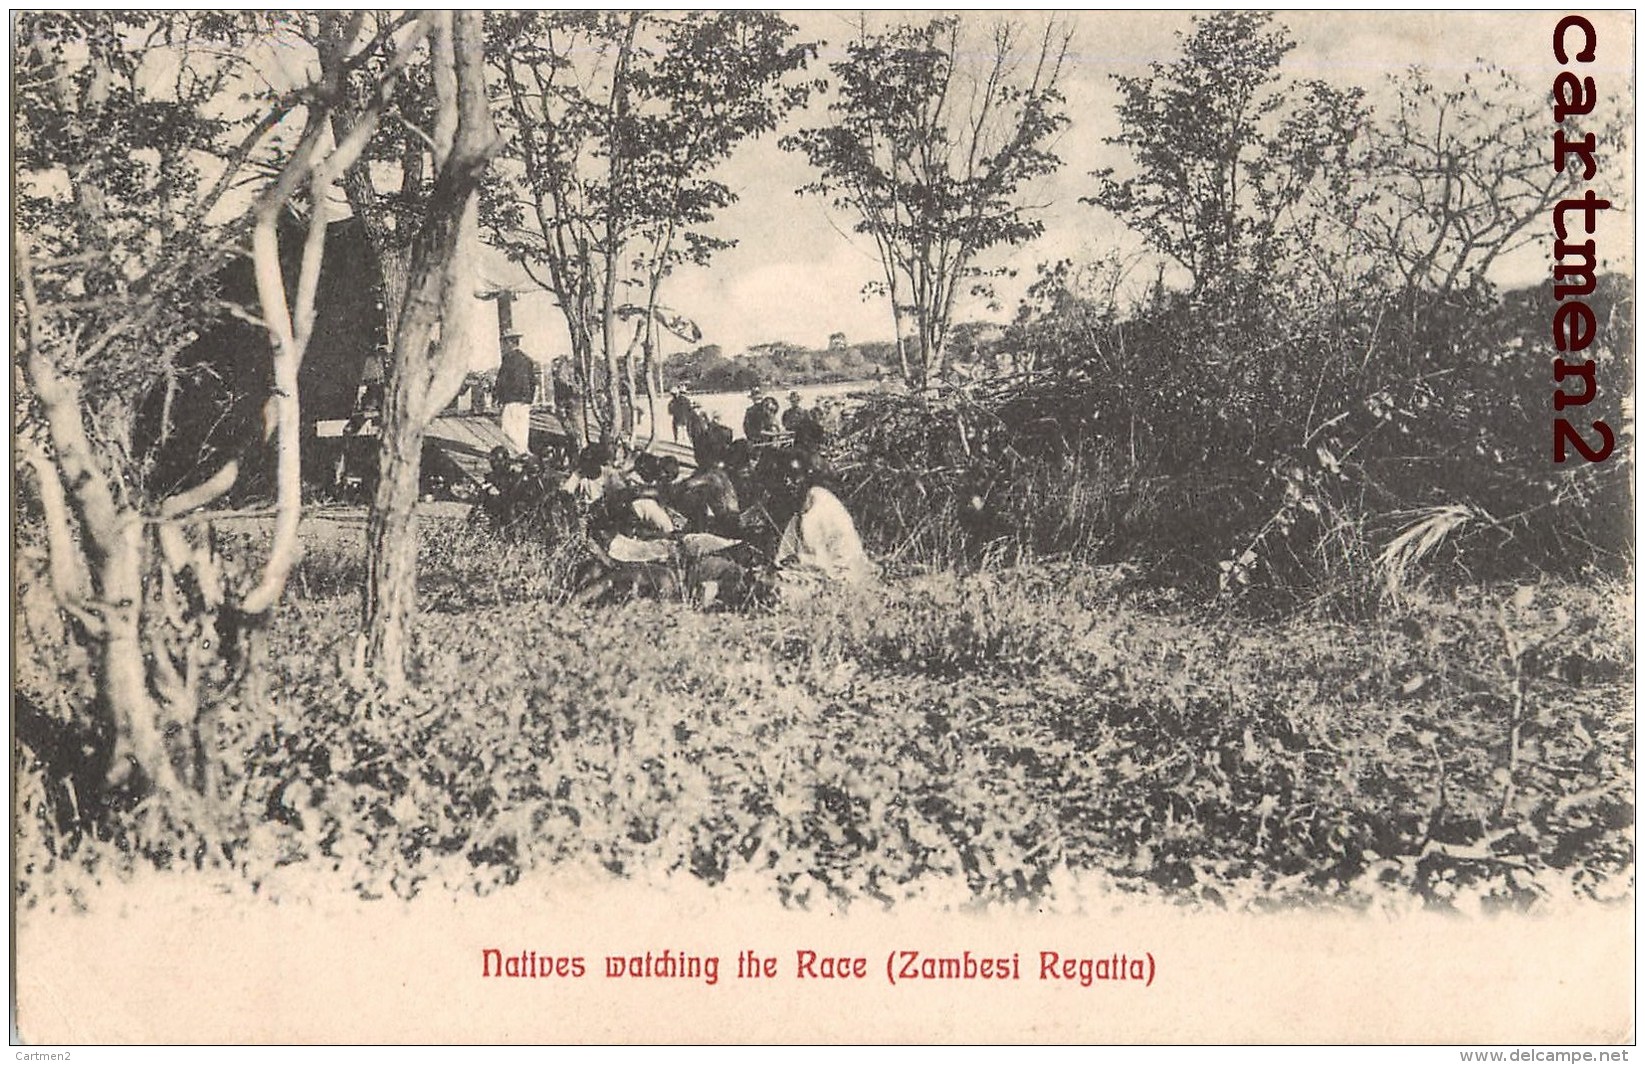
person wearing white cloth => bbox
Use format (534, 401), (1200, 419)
(774, 483), (874, 584)
(493, 331), (537, 453)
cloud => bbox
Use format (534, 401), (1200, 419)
(673, 237), (890, 353)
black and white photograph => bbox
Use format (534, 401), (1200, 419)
(10, 9), (1635, 1046)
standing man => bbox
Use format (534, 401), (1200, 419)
(744, 388), (780, 444)
(494, 331), (537, 453)
(667, 387), (695, 443)
(782, 390), (807, 433)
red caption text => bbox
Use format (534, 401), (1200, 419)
(480, 948), (1157, 988)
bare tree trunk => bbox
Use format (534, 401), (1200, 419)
(99, 576), (172, 792)
(360, 10), (501, 691)
(642, 316), (660, 449)
(599, 13), (640, 444)
(930, 246), (969, 386)
(241, 10), (421, 620)
(19, 272), (196, 800)
(27, 373), (199, 811)
(885, 262), (915, 389)
(575, 325), (597, 448)
(363, 383), (422, 681)
(379, 246), (412, 348)
(601, 259), (622, 444)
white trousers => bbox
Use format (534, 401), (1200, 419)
(500, 403), (531, 453)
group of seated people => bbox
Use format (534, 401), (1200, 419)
(481, 434), (872, 608)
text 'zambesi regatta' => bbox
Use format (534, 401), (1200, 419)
(482, 947), (1158, 988)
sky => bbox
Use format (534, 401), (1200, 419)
(457, 9), (1634, 366)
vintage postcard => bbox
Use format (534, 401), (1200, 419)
(11, 10), (1635, 1046)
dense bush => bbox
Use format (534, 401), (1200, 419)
(830, 278), (1634, 611)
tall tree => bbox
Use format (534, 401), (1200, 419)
(485, 10), (816, 442)
(324, 11), (429, 351)
(14, 12), (416, 801)
(1086, 11), (1364, 304)
(782, 15), (1071, 390)
(359, 11), (503, 690)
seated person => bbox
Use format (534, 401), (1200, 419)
(561, 442), (619, 504)
(774, 483), (874, 584)
(667, 464), (740, 539)
(759, 449), (874, 586)
(632, 450), (682, 486)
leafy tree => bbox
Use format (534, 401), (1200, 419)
(1086, 11), (1364, 304)
(485, 11), (815, 443)
(14, 12), (418, 801)
(782, 15), (1072, 390)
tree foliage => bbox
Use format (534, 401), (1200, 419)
(1086, 10), (1364, 302)
(14, 12), (260, 417)
(782, 15), (1071, 389)
(13, 11), (424, 804)
(1344, 64), (1620, 296)
(484, 10), (816, 442)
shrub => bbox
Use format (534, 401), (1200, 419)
(826, 278), (1634, 612)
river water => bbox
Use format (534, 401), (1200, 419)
(631, 378), (900, 442)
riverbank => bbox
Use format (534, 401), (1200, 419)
(645, 378), (899, 441)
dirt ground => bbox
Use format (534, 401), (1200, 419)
(213, 500), (475, 550)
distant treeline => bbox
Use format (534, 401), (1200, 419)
(662, 322), (1011, 392)
(663, 340), (893, 391)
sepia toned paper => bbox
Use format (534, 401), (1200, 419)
(11, 9), (1636, 1047)
(13, 871), (1638, 1044)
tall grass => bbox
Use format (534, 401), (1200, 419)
(208, 507), (589, 615)
(417, 516), (588, 611)
(830, 375), (1632, 615)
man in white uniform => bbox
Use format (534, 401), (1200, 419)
(493, 331), (537, 453)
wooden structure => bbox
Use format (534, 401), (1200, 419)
(144, 231), (699, 500)
(317, 406), (697, 496)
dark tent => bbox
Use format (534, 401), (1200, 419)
(134, 212), (385, 503)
